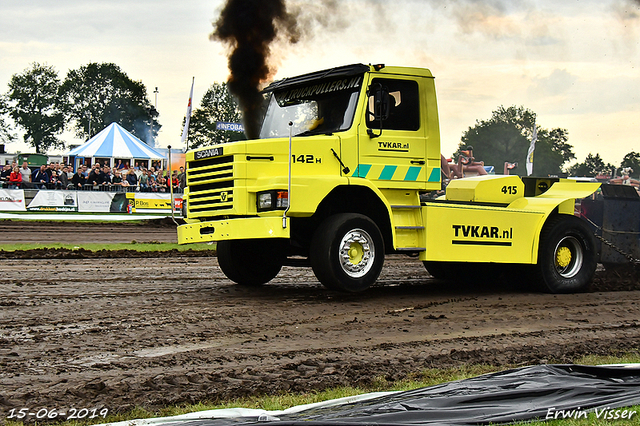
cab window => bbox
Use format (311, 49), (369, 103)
(367, 78), (420, 131)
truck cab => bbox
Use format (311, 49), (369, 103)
(178, 64), (600, 293)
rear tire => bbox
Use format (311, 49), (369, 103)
(535, 215), (597, 293)
(217, 239), (286, 286)
(310, 214), (385, 292)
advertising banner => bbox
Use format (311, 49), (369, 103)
(1, 189), (181, 215)
(173, 196), (183, 212)
(0, 189), (26, 211)
(27, 190), (78, 212)
(130, 192), (182, 213)
(77, 191), (116, 213)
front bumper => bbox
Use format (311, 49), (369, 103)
(178, 217), (291, 244)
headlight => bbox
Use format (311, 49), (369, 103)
(257, 190), (288, 211)
(258, 192), (273, 210)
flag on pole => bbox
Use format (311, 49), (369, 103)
(180, 77), (195, 149)
(526, 122), (537, 176)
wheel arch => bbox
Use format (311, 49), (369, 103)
(291, 184), (393, 254)
(533, 211), (598, 293)
(516, 181), (598, 264)
(523, 197), (581, 264)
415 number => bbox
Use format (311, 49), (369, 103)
(501, 185), (518, 195)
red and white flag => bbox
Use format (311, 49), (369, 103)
(180, 77), (195, 147)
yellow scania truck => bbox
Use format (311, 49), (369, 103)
(177, 64), (600, 293)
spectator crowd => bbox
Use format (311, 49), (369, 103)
(0, 161), (187, 193)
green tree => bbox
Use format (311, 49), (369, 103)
(457, 106), (575, 176)
(0, 94), (16, 144)
(6, 63), (65, 153)
(567, 153), (614, 177)
(60, 62), (160, 144)
(186, 82), (244, 149)
(458, 106), (534, 172)
(620, 151), (640, 178)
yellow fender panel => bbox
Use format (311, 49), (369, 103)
(509, 181), (600, 211)
(421, 203), (545, 263)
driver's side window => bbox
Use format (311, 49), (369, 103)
(366, 78), (420, 131)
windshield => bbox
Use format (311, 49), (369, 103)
(259, 76), (362, 138)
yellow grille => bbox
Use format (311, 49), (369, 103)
(187, 155), (234, 216)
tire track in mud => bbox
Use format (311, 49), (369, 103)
(0, 219), (180, 245)
(1, 253), (640, 414)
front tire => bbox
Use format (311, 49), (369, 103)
(217, 239), (286, 286)
(535, 215), (597, 293)
(310, 214), (385, 292)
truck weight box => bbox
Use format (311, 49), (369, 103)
(581, 183), (640, 265)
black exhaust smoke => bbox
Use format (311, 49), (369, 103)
(212, 0), (299, 139)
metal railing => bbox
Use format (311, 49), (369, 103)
(0, 181), (184, 193)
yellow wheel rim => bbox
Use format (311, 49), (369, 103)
(348, 242), (364, 265)
(339, 228), (374, 278)
(556, 246), (572, 268)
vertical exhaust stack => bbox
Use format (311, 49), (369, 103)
(212, 0), (300, 140)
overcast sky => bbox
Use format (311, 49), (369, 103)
(1, 0), (639, 167)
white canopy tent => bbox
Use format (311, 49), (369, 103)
(66, 123), (165, 171)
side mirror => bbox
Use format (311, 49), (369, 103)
(367, 83), (390, 138)
(372, 85), (391, 121)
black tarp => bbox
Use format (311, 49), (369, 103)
(159, 364), (640, 426)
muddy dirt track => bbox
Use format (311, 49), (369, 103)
(1, 220), (640, 418)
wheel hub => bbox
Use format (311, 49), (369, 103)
(556, 246), (572, 268)
(339, 229), (374, 278)
(554, 236), (583, 278)
(348, 243), (364, 265)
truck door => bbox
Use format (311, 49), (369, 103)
(355, 77), (431, 190)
